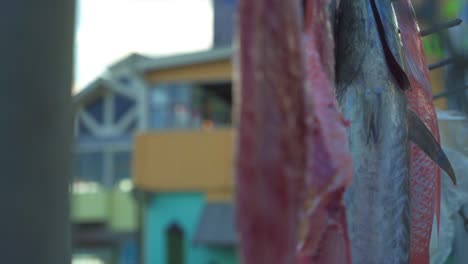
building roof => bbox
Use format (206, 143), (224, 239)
(74, 46), (233, 104)
(107, 52), (152, 74)
(73, 77), (109, 105)
(193, 202), (237, 246)
(134, 46), (232, 74)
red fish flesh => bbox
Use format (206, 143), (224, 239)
(296, 0), (353, 263)
(234, 1), (307, 263)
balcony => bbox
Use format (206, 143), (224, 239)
(71, 184), (138, 232)
(132, 129), (234, 194)
(72, 190), (109, 223)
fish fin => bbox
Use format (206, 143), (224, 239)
(407, 108), (456, 185)
(370, 0), (411, 90)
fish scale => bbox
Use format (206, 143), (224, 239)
(393, 1), (443, 263)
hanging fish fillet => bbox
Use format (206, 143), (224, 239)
(335, 0), (455, 263)
(234, 1), (307, 263)
(393, 1), (456, 263)
(296, 0), (353, 263)
(235, 0), (355, 263)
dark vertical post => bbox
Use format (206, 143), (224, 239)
(0, 1), (75, 264)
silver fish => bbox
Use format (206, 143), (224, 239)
(335, 0), (455, 263)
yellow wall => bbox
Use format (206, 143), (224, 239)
(144, 59), (232, 84)
(138, 57), (235, 202)
(133, 129), (234, 201)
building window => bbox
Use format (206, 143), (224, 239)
(149, 83), (195, 129)
(113, 151), (131, 183)
(73, 146), (132, 189)
(195, 82), (232, 127)
(73, 152), (103, 183)
(114, 94), (136, 123)
(86, 97), (105, 124)
(74, 89), (136, 189)
(149, 82), (232, 130)
(149, 86), (172, 129)
(166, 223), (184, 264)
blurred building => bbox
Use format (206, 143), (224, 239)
(132, 47), (236, 264)
(72, 55), (143, 264)
(71, 1), (237, 263)
(72, 46), (236, 264)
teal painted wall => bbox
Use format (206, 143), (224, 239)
(198, 246), (238, 264)
(144, 192), (238, 264)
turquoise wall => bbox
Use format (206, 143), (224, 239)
(198, 246), (238, 264)
(145, 192), (238, 264)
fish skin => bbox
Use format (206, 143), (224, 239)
(234, 1), (307, 263)
(336, 0), (411, 263)
(393, 1), (443, 263)
(371, 0), (411, 91)
(296, 0), (353, 263)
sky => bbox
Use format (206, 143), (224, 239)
(74, 0), (213, 92)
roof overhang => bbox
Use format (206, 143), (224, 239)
(135, 46), (232, 74)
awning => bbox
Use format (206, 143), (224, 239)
(193, 202), (237, 246)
